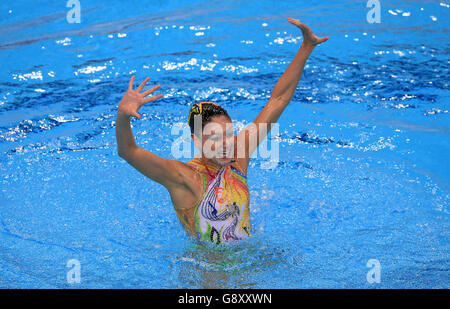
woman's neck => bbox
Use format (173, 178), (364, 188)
(199, 157), (223, 169)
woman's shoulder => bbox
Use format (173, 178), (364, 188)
(185, 158), (208, 177)
(230, 159), (247, 178)
(186, 157), (201, 169)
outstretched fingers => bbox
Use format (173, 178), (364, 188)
(142, 84), (161, 97)
(318, 36), (330, 44)
(143, 94), (164, 104)
(132, 77), (164, 106)
(136, 77), (150, 93)
(287, 18), (304, 28)
(287, 17), (329, 46)
(288, 18), (312, 36)
(128, 75), (135, 91)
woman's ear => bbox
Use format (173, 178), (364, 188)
(192, 133), (203, 151)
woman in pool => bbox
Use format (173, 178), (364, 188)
(115, 18), (329, 244)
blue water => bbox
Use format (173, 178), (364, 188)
(0, 0), (449, 288)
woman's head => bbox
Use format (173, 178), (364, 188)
(188, 102), (234, 165)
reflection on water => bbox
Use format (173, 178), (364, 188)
(175, 234), (301, 288)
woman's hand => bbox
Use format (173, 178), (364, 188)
(287, 18), (329, 48)
(118, 76), (164, 119)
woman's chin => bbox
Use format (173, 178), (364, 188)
(215, 157), (232, 165)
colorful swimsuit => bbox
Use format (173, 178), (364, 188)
(186, 158), (251, 244)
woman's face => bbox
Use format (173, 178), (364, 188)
(193, 115), (235, 166)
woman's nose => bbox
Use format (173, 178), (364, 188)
(223, 138), (233, 150)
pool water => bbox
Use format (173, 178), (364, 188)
(0, 0), (449, 288)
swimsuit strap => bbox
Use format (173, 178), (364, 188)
(199, 159), (237, 181)
(203, 162), (216, 180)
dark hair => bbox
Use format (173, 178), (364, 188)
(188, 102), (231, 135)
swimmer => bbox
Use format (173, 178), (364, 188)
(115, 18), (329, 244)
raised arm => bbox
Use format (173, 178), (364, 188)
(116, 76), (190, 189)
(235, 18), (329, 171)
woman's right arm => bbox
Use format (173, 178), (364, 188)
(115, 76), (191, 189)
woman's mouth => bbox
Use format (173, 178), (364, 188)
(220, 151), (230, 159)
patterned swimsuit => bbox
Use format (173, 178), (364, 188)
(186, 158), (251, 244)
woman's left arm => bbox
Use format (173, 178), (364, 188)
(236, 18), (329, 169)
